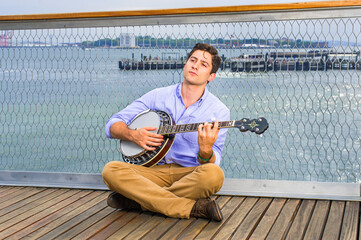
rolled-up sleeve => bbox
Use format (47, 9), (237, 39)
(105, 91), (156, 138)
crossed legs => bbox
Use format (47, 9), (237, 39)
(102, 161), (224, 219)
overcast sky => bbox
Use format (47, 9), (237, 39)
(1, 0), (319, 15)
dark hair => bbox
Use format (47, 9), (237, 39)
(187, 43), (221, 74)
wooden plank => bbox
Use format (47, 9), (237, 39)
(73, 210), (128, 239)
(0, 187), (45, 210)
(250, 198), (287, 239)
(56, 206), (115, 239)
(339, 201), (359, 240)
(321, 201), (345, 240)
(303, 200), (330, 240)
(173, 196), (231, 240)
(0, 189), (87, 238)
(285, 200), (316, 240)
(266, 199), (301, 240)
(141, 217), (179, 240)
(0, 187), (33, 207)
(0, 186), (11, 194)
(158, 217), (196, 240)
(0, 187), (24, 197)
(0, 188), (70, 228)
(0, 188), (56, 217)
(213, 197), (259, 240)
(0, 187), (25, 204)
(95, 211), (148, 240)
(195, 196), (246, 240)
(27, 191), (107, 239)
(123, 214), (168, 240)
(36, 195), (109, 240)
(231, 197), (273, 240)
(9, 190), (105, 239)
(0, 187), (13, 195)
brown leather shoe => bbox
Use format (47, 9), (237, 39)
(107, 191), (141, 210)
(190, 198), (223, 221)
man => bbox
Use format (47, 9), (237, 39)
(102, 43), (230, 221)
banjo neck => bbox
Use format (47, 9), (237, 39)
(158, 120), (235, 135)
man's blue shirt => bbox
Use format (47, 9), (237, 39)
(105, 83), (230, 167)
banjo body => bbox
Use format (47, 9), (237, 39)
(120, 110), (175, 167)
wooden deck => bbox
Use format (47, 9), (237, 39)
(0, 186), (359, 239)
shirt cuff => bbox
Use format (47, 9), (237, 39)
(213, 150), (221, 166)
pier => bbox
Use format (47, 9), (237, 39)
(119, 50), (361, 72)
(119, 59), (185, 70)
(0, 186), (359, 239)
(225, 50), (360, 72)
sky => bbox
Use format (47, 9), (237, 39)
(1, 0), (319, 15)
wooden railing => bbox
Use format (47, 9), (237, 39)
(0, 1), (360, 21)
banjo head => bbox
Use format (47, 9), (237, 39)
(120, 111), (161, 157)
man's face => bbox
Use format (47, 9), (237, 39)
(183, 50), (215, 86)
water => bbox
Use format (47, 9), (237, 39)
(0, 47), (360, 183)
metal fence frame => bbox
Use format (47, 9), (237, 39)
(1, 2), (361, 200)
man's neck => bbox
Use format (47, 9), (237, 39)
(181, 82), (206, 108)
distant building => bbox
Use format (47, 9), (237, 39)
(119, 34), (136, 48)
(241, 43), (272, 48)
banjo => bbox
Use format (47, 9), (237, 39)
(120, 110), (268, 167)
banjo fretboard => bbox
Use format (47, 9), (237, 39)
(158, 120), (236, 135)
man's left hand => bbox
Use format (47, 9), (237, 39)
(197, 120), (219, 162)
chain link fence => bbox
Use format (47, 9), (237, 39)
(0, 8), (360, 184)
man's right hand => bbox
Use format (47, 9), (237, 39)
(132, 127), (164, 151)
(110, 122), (164, 151)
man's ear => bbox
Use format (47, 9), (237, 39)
(207, 73), (216, 82)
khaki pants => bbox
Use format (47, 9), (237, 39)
(102, 161), (225, 219)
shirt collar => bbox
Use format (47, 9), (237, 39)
(199, 86), (209, 106)
(176, 83), (209, 107)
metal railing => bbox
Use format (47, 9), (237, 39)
(1, 2), (360, 199)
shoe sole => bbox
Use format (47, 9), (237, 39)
(211, 200), (223, 222)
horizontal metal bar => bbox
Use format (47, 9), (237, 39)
(220, 178), (361, 201)
(1, 6), (360, 30)
(0, 171), (360, 201)
(0, 171), (107, 190)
